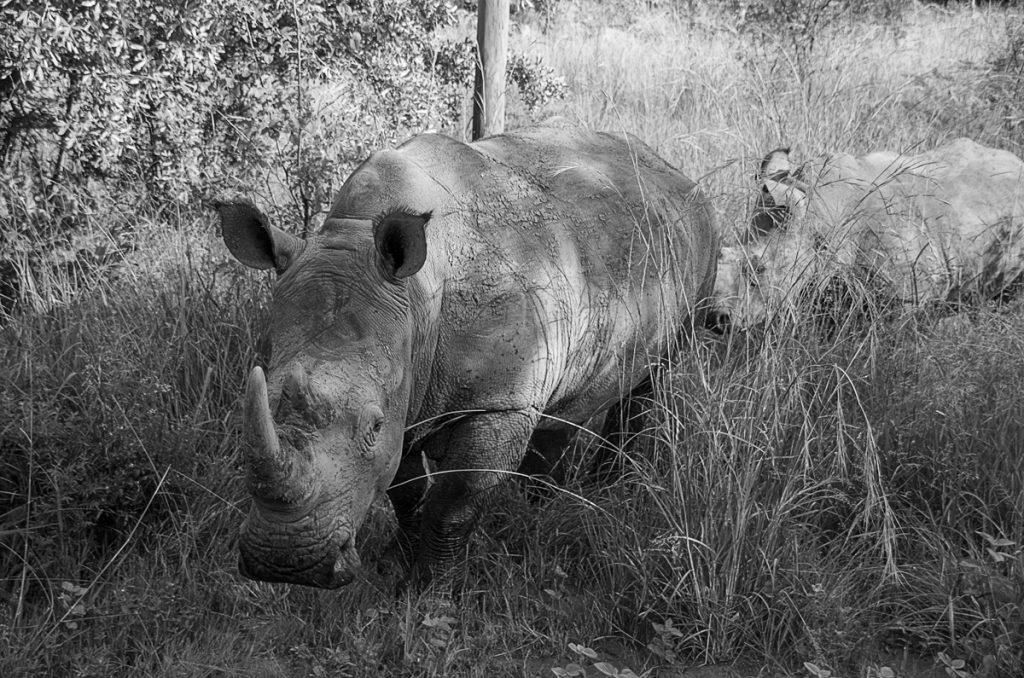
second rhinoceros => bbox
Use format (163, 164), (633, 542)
(217, 127), (717, 589)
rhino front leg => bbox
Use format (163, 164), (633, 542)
(520, 427), (574, 484)
(383, 446), (430, 574)
(589, 375), (654, 483)
(414, 410), (539, 588)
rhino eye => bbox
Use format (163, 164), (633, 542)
(359, 404), (385, 452)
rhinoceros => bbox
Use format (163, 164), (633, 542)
(217, 127), (717, 589)
(714, 139), (1024, 329)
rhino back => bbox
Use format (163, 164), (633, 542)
(802, 140), (1024, 301)
(329, 129), (715, 427)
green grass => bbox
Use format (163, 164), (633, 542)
(3, 1), (1024, 676)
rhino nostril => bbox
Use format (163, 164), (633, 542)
(326, 532), (359, 587)
(330, 558), (356, 587)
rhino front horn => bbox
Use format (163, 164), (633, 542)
(243, 366), (309, 505)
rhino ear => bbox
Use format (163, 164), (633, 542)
(758, 146), (793, 181)
(759, 147), (810, 210)
(215, 200), (303, 273)
(373, 208), (431, 280)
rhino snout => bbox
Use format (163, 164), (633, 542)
(238, 520), (360, 589)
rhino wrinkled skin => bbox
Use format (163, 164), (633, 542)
(715, 138), (1024, 329)
(217, 127), (717, 589)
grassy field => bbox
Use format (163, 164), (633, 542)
(3, 1), (1024, 676)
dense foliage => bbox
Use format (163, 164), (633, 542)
(0, 0), (564, 311)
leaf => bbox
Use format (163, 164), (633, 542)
(594, 662), (619, 676)
(569, 643), (598, 659)
(657, 619), (683, 637)
(61, 581), (88, 596)
(421, 614), (455, 632)
(987, 548), (1008, 563)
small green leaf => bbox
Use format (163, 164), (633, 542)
(569, 644), (598, 659)
(804, 662), (831, 678)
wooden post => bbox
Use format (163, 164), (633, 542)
(472, 0), (508, 141)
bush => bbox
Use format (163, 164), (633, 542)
(0, 0), (473, 311)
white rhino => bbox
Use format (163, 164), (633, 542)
(216, 127), (717, 589)
(714, 139), (1024, 330)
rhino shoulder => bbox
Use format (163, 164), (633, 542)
(328, 140), (465, 221)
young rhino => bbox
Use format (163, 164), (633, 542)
(715, 139), (1024, 330)
(217, 127), (717, 589)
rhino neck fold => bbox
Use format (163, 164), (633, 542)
(402, 259), (444, 428)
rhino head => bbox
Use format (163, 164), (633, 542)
(217, 201), (429, 588)
(713, 147), (814, 330)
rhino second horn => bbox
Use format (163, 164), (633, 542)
(284, 362), (311, 413)
(244, 366), (308, 505)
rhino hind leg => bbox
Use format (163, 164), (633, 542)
(588, 375), (655, 484)
(413, 410), (539, 590)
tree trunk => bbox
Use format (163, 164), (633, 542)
(472, 0), (509, 141)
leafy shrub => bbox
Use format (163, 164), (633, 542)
(508, 53), (569, 111)
(0, 0), (473, 310)
(0, 0), (571, 313)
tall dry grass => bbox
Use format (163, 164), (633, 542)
(2, 1), (1024, 676)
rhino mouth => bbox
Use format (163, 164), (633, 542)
(237, 511), (361, 589)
